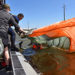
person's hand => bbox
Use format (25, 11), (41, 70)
(19, 28), (25, 33)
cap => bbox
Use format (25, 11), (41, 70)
(2, 4), (11, 11)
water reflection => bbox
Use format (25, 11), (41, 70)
(22, 48), (36, 56)
(23, 47), (75, 75)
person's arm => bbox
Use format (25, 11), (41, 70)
(9, 16), (20, 30)
(9, 15), (25, 33)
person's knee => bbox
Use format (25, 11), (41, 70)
(8, 28), (15, 36)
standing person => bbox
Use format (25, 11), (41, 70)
(8, 13), (24, 51)
(0, 4), (24, 71)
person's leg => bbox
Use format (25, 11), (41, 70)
(8, 28), (16, 48)
(2, 32), (12, 71)
(8, 28), (19, 51)
(0, 32), (10, 66)
(4, 45), (12, 71)
(19, 41), (23, 49)
(4, 46), (9, 66)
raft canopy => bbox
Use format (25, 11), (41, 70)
(29, 18), (75, 52)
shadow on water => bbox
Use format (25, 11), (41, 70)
(23, 47), (75, 75)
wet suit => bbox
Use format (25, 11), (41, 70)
(8, 15), (20, 50)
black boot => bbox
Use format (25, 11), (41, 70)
(6, 65), (12, 72)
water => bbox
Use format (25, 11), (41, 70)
(22, 48), (36, 56)
(23, 47), (75, 75)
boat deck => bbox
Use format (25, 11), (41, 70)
(0, 69), (13, 75)
(0, 51), (37, 75)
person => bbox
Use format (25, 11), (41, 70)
(8, 13), (24, 51)
(0, 4), (24, 71)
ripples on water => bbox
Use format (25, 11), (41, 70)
(23, 47), (75, 75)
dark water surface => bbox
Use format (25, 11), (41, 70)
(23, 47), (75, 75)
